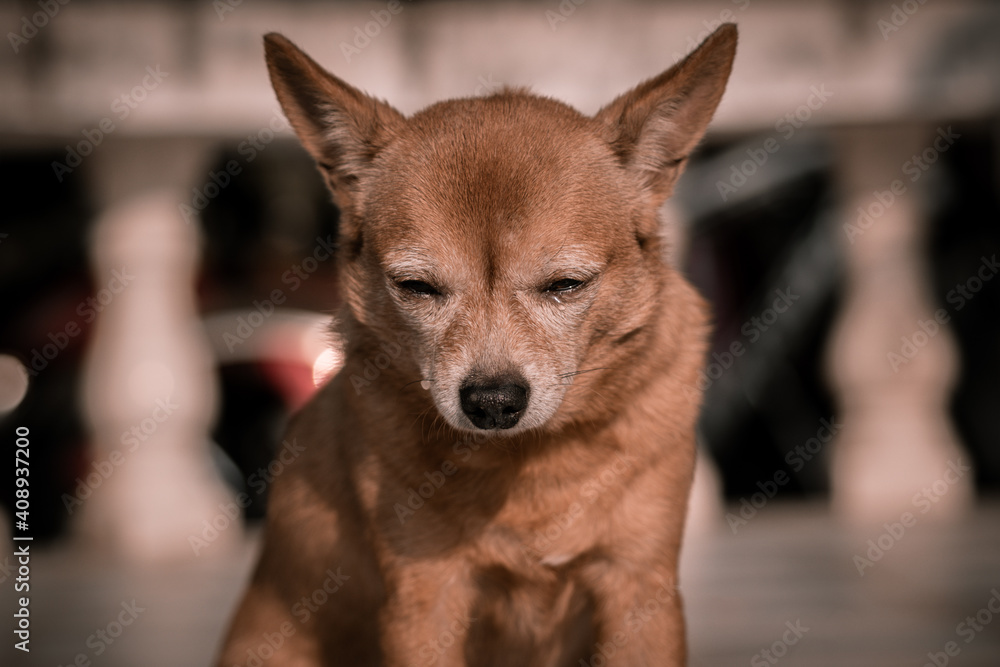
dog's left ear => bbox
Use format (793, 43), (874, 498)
(595, 23), (737, 202)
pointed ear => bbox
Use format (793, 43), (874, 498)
(263, 33), (405, 210)
(595, 23), (737, 202)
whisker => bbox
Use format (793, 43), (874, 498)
(408, 404), (436, 433)
(400, 377), (435, 390)
(558, 367), (611, 379)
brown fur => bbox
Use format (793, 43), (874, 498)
(217, 24), (736, 667)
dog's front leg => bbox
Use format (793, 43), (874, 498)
(217, 580), (325, 666)
(585, 566), (686, 667)
(379, 559), (476, 667)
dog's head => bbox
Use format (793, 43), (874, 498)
(265, 26), (735, 436)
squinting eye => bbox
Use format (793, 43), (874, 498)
(397, 280), (440, 296)
(545, 278), (584, 293)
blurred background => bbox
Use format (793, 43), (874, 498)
(2, 0), (999, 665)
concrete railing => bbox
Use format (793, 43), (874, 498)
(3, 0), (997, 558)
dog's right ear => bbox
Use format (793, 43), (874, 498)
(264, 33), (405, 211)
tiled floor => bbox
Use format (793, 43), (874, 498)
(683, 503), (1000, 666)
(9, 502), (1000, 666)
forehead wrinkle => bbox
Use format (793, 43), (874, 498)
(381, 247), (439, 276)
(541, 245), (607, 273)
(489, 236), (607, 289)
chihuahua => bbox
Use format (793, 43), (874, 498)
(217, 23), (736, 667)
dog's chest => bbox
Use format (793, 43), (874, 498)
(462, 562), (599, 666)
(456, 487), (619, 664)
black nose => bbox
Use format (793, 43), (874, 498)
(459, 377), (529, 430)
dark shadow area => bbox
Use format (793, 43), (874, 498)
(0, 152), (95, 541)
(928, 122), (1000, 496)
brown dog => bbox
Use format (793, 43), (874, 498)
(217, 23), (736, 667)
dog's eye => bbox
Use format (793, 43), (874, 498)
(397, 280), (441, 296)
(545, 278), (584, 293)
